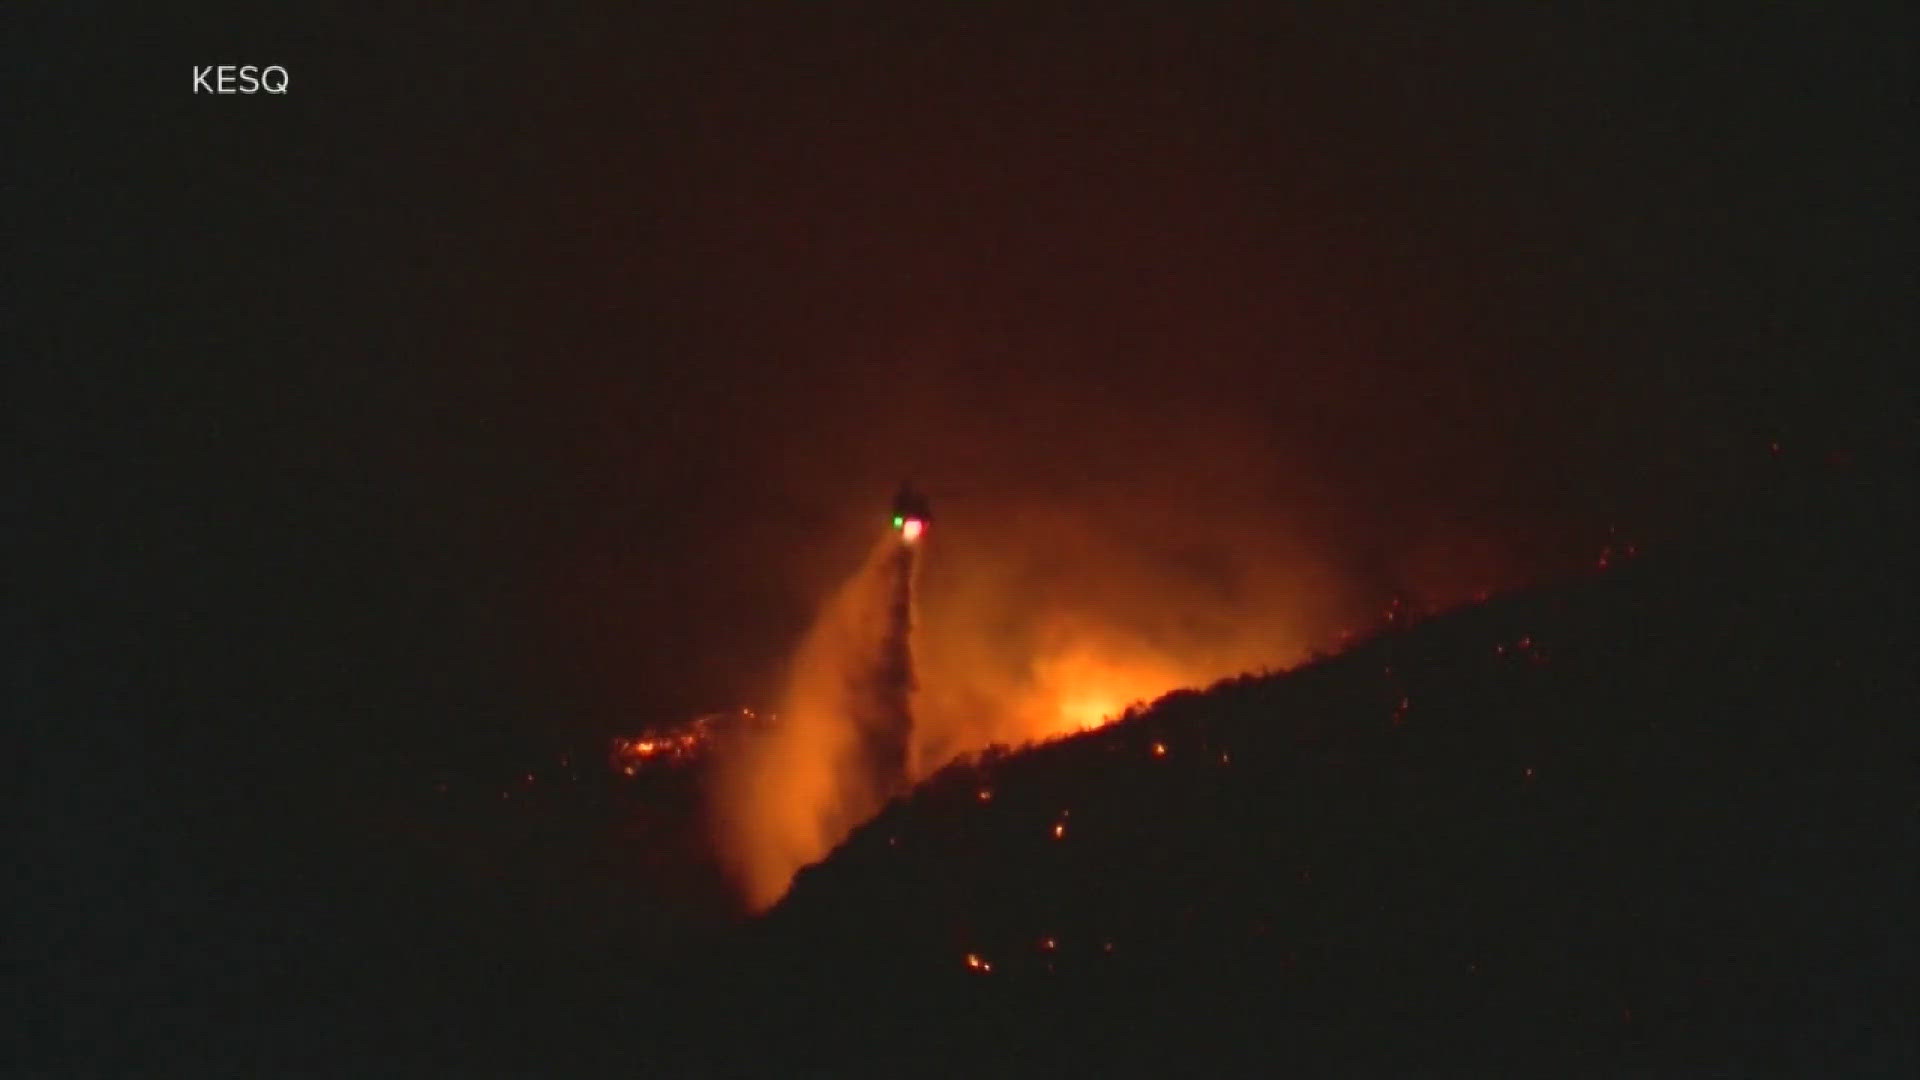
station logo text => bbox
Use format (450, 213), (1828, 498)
(193, 66), (289, 94)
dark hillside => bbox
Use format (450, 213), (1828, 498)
(684, 465), (1913, 1073)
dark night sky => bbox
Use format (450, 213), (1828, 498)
(13, 4), (1913, 831)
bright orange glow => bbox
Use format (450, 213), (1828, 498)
(1052, 822), (1065, 839)
(1039, 646), (1192, 738)
(904, 542), (1361, 776)
(1151, 741), (1167, 758)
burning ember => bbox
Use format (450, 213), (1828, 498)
(609, 709), (754, 772)
(613, 733), (702, 762)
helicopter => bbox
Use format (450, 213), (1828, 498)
(890, 482), (931, 541)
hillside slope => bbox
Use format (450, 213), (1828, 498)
(693, 470), (1913, 1073)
